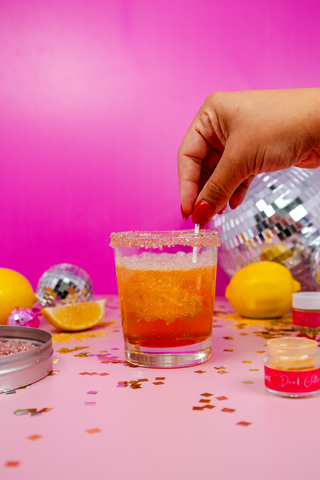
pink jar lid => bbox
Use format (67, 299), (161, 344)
(293, 292), (320, 311)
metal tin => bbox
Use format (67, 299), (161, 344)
(0, 326), (53, 392)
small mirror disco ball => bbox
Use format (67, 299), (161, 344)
(36, 264), (94, 307)
(211, 168), (320, 291)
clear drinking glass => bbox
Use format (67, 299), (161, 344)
(110, 229), (220, 368)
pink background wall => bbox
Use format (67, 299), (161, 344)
(1, 0), (320, 296)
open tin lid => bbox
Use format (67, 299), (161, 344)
(0, 326), (53, 393)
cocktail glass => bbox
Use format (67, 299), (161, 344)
(110, 229), (220, 368)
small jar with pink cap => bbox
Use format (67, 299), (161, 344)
(292, 292), (320, 333)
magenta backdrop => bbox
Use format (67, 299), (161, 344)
(1, 0), (320, 295)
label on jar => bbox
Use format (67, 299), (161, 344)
(293, 309), (320, 328)
(264, 366), (320, 393)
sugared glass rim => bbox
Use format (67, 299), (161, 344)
(110, 229), (221, 249)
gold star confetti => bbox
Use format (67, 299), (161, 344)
(74, 352), (90, 357)
(222, 408), (235, 413)
(242, 381), (254, 385)
(203, 405), (215, 409)
(224, 349), (233, 352)
(255, 351), (265, 353)
(217, 370), (228, 374)
(52, 329), (112, 343)
(242, 361), (252, 363)
(237, 421), (251, 427)
(52, 359), (59, 364)
(194, 370), (206, 374)
(201, 393), (213, 397)
(27, 435), (42, 441)
(249, 369), (259, 371)
(199, 399), (211, 404)
(214, 366), (226, 370)
(216, 396), (228, 401)
(5, 461), (20, 467)
(153, 381), (164, 385)
(86, 428), (101, 434)
(57, 346), (89, 354)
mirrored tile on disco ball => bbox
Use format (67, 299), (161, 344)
(211, 168), (320, 291)
(36, 264), (94, 307)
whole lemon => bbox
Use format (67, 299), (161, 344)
(0, 269), (37, 324)
(225, 262), (301, 318)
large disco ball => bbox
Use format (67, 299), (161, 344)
(37, 264), (94, 307)
(211, 168), (320, 291)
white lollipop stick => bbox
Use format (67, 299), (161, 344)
(192, 224), (200, 263)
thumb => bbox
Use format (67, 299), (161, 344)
(192, 145), (247, 224)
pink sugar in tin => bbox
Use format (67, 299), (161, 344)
(0, 339), (36, 357)
(0, 326), (53, 392)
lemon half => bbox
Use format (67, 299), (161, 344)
(41, 299), (107, 331)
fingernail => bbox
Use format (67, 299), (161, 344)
(192, 200), (215, 225)
(180, 205), (189, 221)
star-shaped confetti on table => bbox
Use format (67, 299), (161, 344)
(27, 435), (42, 441)
(5, 461), (20, 467)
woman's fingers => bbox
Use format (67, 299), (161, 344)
(178, 101), (225, 216)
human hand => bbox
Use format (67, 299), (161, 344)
(178, 89), (320, 225)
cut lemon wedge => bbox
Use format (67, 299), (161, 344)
(41, 299), (107, 331)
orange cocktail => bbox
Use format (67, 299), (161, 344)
(110, 230), (220, 368)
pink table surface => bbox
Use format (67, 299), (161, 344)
(1, 295), (319, 479)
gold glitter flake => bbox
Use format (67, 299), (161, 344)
(201, 393), (213, 397)
(52, 327), (115, 343)
(47, 371), (59, 376)
(5, 461), (20, 467)
(194, 370), (206, 374)
(153, 381), (164, 385)
(53, 359), (59, 364)
(224, 349), (233, 352)
(217, 370), (228, 374)
(249, 369), (259, 371)
(242, 381), (254, 385)
(255, 351), (265, 353)
(216, 396), (228, 401)
(155, 377), (165, 380)
(203, 405), (215, 409)
(57, 346), (89, 354)
(222, 408), (235, 413)
(27, 435), (42, 441)
(214, 366), (226, 370)
(242, 361), (252, 363)
(86, 428), (101, 434)
(192, 406), (204, 411)
(223, 337), (234, 340)
(237, 421), (251, 427)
